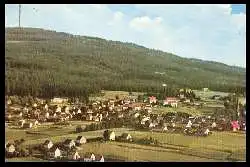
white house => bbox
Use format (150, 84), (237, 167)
(47, 147), (61, 159)
(51, 98), (68, 104)
(84, 153), (96, 161)
(68, 151), (80, 160)
(108, 131), (116, 141)
(63, 139), (75, 149)
(43, 140), (53, 150)
(56, 106), (61, 113)
(75, 136), (87, 145)
(6, 144), (15, 153)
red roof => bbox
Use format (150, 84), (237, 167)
(231, 121), (239, 128)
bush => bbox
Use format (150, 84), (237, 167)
(134, 137), (159, 145)
(76, 125), (83, 133)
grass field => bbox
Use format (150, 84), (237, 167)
(6, 125), (246, 162)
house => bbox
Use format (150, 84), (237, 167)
(43, 140), (53, 150)
(56, 106), (61, 113)
(120, 133), (132, 141)
(6, 143), (15, 153)
(33, 120), (39, 126)
(149, 96), (157, 104)
(45, 112), (50, 118)
(231, 121), (240, 131)
(95, 154), (105, 162)
(23, 107), (29, 113)
(44, 104), (49, 111)
(77, 109), (81, 114)
(84, 153), (96, 161)
(33, 103), (38, 108)
(75, 136), (87, 145)
(47, 147), (61, 159)
(164, 97), (179, 108)
(18, 119), (26, 127)
(51, 97), (68, 104)
(64, 106), (70, 113)
(149, 122), (156, 128)
(141, 117), (150, 125)
(134, 106), (141, 111)
(22, 122), (33, 129)
(63, 139), (75, 149)
(163, 126), (168, 131)
(179, 94), (185, 99)
(7, 99), (12, 105)
(68, 150), (80, 160)
(124, 99), (130, 105)
(86, 114), (93, 121)
(203, 88), (209, 92)
(107, 131), (116, 141)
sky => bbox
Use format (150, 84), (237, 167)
(5, 4), (246, 67)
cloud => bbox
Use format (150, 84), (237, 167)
(5, 4), (246, 67)
(129, 16), (163, 31)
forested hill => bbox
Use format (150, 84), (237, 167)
(5, 27), (246, 98)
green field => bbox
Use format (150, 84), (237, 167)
(6, 125), (246, 162)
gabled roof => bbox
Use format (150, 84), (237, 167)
(84, 152), (95, 158)
(48, 146), (60, 152)
(64, 139), (74, 144)
(95, 154), (104, 160)
(76, 136), (85, 140)
(44, 140), (52, 145)
(121, 133), (131, 138)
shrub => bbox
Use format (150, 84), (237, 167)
(76, 125), (83, 133)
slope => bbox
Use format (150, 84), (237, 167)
(5, 27), (246, 98)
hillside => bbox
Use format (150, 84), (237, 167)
(5, 27), (246, 98)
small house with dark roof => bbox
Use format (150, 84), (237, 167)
(95, 154), (105, 162)
(120, 133), (132, 142)
(6, 143), (15, 153)
(75, 136), (87, 145)
(84, 152), (95, 162)
(43, 140), (53, 150)
(67, 150), (80, 160)
(47, 146), (61, 159)
(22, 122), (33, 129)
(63, 139), (75, 149)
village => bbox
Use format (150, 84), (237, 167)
(5, 88), (246, 162)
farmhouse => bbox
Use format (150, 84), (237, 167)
(56, 106), (62, 113)
(107, 131), (116, 141)
(84, 153), (96, 162)
(51, 97), (68, 104)
(149, 96), (157, 104)
(6, 143), (15, 153)
(231, 121), (240, 132)
(203, 88), (209, 92)
(63, 139), (75, 149)
(86, 114), (93, 121)
(47, 147), (61, 159)
(68, 150), (80, 160)
(95, 154), (105, 162)
(164, 97), (179, 108)
(120, 133), (132, 141)
(75, 136), (87, 145)
(22, 122), (33, 129)
(43, 140), (53, 150)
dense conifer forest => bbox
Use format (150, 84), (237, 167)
(5, 27), (246, 99)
